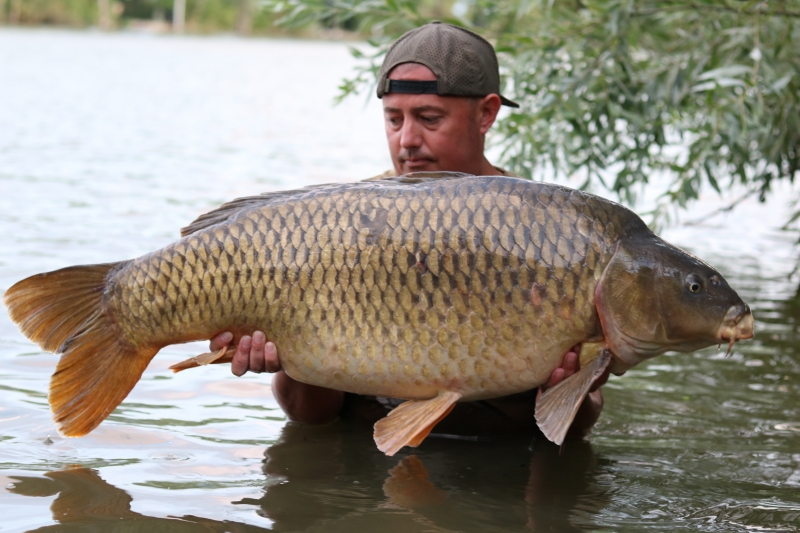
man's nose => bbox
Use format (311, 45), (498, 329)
(399, 119), (422, 149)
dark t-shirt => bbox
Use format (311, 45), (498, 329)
(340, 389), (540, 438)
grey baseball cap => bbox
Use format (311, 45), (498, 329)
(376, 21), (519, 108)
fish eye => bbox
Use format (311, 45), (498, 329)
(686, 274), (703, 294)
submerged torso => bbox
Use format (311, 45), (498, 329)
(105, 175), (642, 400)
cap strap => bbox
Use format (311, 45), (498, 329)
(385, 79), (439, 95)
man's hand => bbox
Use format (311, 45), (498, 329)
(537, 344), (610, 439)
(211, 331), (343, 425)
(538, 345), (610, 394)
(209, 331), (280, 376)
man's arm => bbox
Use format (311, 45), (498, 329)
(211, 333), (607, 436)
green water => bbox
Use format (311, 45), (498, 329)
(1, 29), (799, 532)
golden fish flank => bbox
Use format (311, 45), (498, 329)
(117, 176), (613, 399)
(3, 173), (754, 454)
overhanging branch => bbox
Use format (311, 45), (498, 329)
(633, 3), (800, 18)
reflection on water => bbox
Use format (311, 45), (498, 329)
(8, 468), (264, 532)
(8, 423), (605, 532)
(2, 28), (800, 533)
(241, 422), (606, 532)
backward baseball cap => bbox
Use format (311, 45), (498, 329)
(376, 21), (519, 108)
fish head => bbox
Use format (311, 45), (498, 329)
(595, 236), (754, 373)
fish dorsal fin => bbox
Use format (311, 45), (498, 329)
(535, 349), (612, 445)
(182, 172), (474, 237)
(373, 391), (462, 456)
(181, 192), (292, 237)
(180, 184), (343, 237)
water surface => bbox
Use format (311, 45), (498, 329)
(1, 28), (799, 533)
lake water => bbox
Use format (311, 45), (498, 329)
(1, 28), (799, 533)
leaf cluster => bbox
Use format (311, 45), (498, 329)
(493, 0), (800, 223)
(264, 0), (454, 101)
(266, 0), (800, 224)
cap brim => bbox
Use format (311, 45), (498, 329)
(500, 94), (520, 108)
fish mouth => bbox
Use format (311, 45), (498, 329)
(717, 304), (755, 356)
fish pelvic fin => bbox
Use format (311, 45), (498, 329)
(535, 349), (612, 446)
(373, 391), (462, 456)
(169, 345), (231, 373)
(3, 262), (158, 437)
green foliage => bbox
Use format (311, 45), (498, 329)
(267, 0), (461, 101)
(2, 0), (285, 33)
(186, 0), (238, 30)
(1, 0), (98, 25)
(119, 0), (269, 32)
(268, 0), (800, 221)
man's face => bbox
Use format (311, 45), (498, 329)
(382, 63), (500, 175)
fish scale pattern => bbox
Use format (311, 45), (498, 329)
(108, 175), (641, 400)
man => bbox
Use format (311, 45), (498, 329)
(209, 21), (608, 438)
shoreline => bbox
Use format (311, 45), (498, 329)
(0, 21), (367, 42)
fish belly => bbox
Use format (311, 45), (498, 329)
(109, 176), (617, 400)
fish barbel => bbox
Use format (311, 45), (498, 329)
(3, 172), (754, 454)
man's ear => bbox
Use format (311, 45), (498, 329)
(478, 94), (502, 135)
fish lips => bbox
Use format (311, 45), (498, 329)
(717, 304), (755, 355)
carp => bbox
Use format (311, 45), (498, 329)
(3, 172), (754, 455)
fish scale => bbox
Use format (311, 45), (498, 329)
(4, 172), (753, 449)
(107, 176), (620, 401)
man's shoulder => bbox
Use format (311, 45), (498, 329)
(362, 169), (398, 182)
(363, 166), (520, 182)
(493, 166), (522, 178)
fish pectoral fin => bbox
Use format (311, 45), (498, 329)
(374, 391), (462, 456)
(169, 345), (230, 373)
(535, 349), (612, 446)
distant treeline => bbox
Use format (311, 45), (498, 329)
(0, 0), (456, 37)
(0, 0), (295, 34)
(0, 0), (457, 35)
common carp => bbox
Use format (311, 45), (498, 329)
(3, 172), (754, 455)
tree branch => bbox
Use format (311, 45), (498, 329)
(633, 3), (800, 18)
(683, 189), (759, 226)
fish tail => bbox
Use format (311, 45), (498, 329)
(3, 262), (158, 437)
